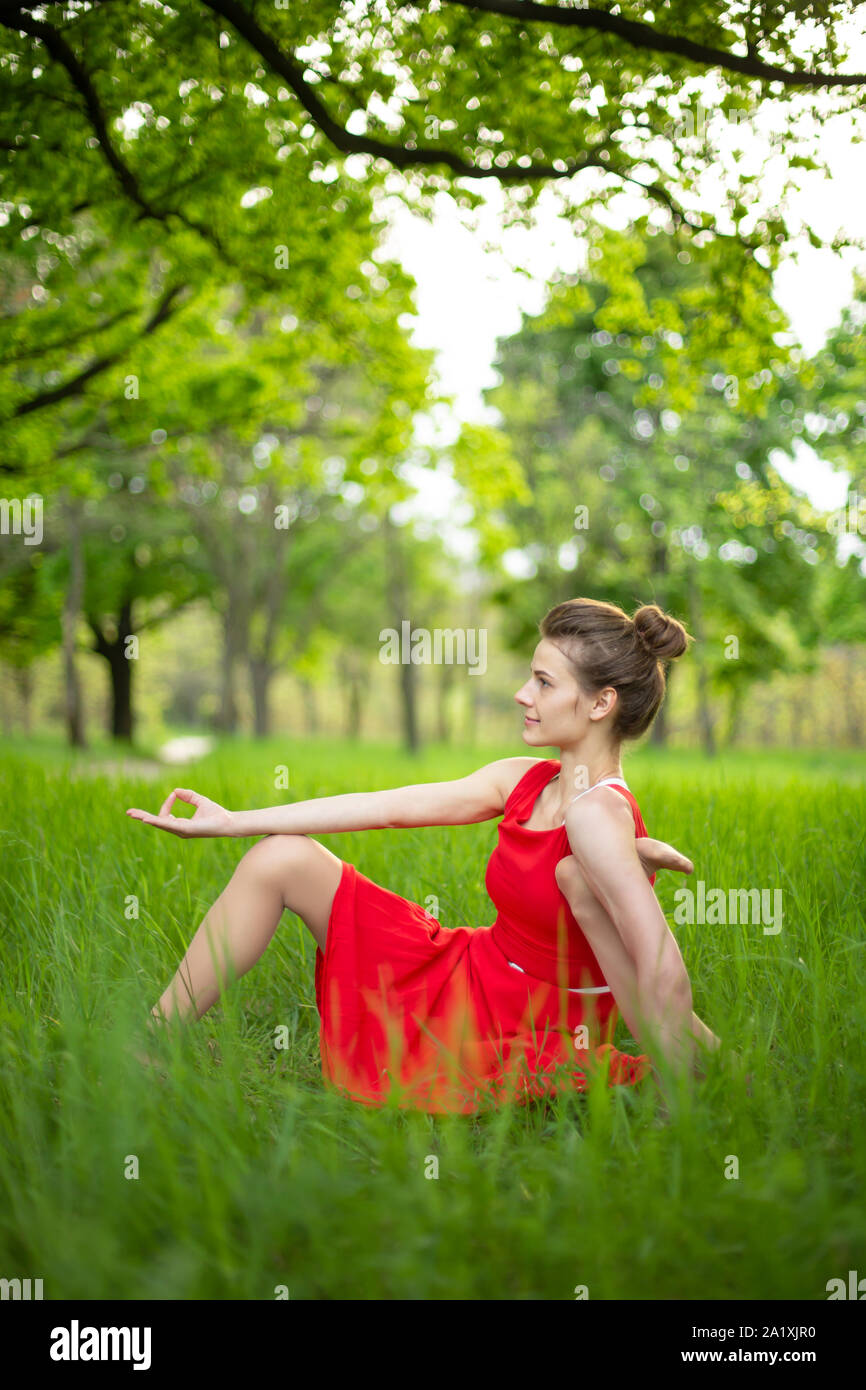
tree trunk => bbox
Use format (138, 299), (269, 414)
(648, 540), (669, 747)
(298, 676), (318, 736)
(0, 664), (11, 736)
(90, 598), (135, 741)
(687, 566), (715, 757)
(383, 512), (419, 753)
(250, 657), (271, 738)
(249, 488), (287, 741)
(340, 650), (367, 739)
(62, 507), (87, 748)
(695, 664), (715, 756)
(347, 672), (362, 739)
(107, 642), (133, 740)
(217, 600), (246, 734)
(397, 658), (419, 752)
(723, 684), (744, 747)
(437, 660), (455, 743)
(13, 665), (34, 734)
(843, 645), (863, 747)
(789, 687), (806, 748)
(760, 700), (775, 747)
(463, 584), (483, 748)
(813, 667), (824, 748)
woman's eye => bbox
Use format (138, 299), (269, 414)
(538, 677), (549, 687)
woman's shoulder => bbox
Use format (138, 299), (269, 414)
(496, 756), (558, 809)
(567, 780), (646, 837)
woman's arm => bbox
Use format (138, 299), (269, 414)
(126, 757), (538, 838)
(564, 790), (712, 1077)
(561, 851), (721, 1076)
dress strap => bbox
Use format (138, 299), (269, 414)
(507, 759), (559, 822)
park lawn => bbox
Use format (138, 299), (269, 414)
(0, 733), (864, 1300)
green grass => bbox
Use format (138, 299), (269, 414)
(1, 732), (865, 1299)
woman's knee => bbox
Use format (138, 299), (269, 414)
(237, 833), (313, 884)
(555, 855), (594, 908)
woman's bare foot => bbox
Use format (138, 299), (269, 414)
(635, 836), (694, 877)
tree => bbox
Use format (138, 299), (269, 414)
(0, 541), (57, 734)
(1, 70), (438, 743)
(5, 2), (862, 241)
(3, 2), (863, 449)
(450, 221), (837, 750)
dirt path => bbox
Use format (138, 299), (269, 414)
(65, 735), (215, 781)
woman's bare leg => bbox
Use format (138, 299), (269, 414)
(150, 834), (344, 1026)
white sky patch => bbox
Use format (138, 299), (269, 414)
(239, 186), (273, 208)
(381, 184), (589, 434)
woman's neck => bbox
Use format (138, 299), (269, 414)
(555, 750), (624, 804)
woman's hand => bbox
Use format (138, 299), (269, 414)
(635, 836), (694, 878)
(126, 788), (235, 838)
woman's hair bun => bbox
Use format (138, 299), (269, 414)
(632, 604), (690, 660)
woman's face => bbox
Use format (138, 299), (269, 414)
(514, 638), (613, 745)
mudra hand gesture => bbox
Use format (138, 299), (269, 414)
(126, 788), (234, 838)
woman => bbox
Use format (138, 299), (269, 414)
(128, 597), (721, 1113)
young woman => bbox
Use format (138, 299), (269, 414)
(128, 597), (721, 1113)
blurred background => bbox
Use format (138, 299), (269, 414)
(2, 1), (866, 765)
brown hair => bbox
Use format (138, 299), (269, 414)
(539, 597), (692, 741)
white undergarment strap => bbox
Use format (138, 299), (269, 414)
(561, 777), (628, 823)
(506, 960), (611, 994)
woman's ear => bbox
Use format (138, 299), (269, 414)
(589, 686), (618, 722)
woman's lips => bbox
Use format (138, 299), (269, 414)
(524, 715), (539, 723)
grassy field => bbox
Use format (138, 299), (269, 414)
(1, 733), (864, 1300)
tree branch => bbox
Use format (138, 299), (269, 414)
(8, 283), (189, 419)
(197, 0), (777, 244)
(3, 9), (162, 217)
(87, 615), (111, 659)
(0, 305), (137, 366)
(0, 8), (281, 282)
(199, 0), (605, 182)
(439, 1), (866, 89)
(136, 595), (200, 634)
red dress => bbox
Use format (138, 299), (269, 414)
(313, 758), (654, 1113)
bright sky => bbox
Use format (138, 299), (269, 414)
(375, 70), (866, 558)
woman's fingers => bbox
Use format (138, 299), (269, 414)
(127, 809), (178, 832)
(137, 786), (202, 824)
(173, 788), (200, 805)
(126, 808), (193, 836)
(158, 787), (199, 817)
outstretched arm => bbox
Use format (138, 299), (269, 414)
(126, 757), (535, 837)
